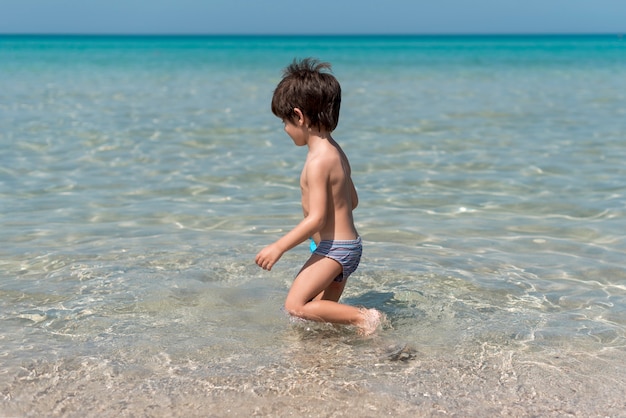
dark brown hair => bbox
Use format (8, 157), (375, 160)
(271, 58), (341, 132)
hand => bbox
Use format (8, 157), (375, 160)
(255, 243), (284, 271)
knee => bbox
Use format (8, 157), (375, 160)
(284, 299), (306, 318)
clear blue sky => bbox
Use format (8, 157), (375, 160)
(1, 0), (624, 35)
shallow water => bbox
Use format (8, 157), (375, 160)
(1, 35), (626, 416)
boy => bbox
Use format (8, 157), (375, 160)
(255, 58), (383, 336)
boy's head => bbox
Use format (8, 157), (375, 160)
(271, 58), (341, 132)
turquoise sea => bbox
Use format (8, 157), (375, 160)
(1, 35), (626, 416)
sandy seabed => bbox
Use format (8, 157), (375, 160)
(2, 329), (625, 418)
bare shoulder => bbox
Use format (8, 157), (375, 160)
(304, 151), (335, 182)
(307, 141), (340, 168)
(303, 138), (353, 190)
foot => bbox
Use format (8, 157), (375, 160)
(358, 308), (384, 336)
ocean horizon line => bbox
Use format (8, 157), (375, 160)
(1, 32), (624, 38)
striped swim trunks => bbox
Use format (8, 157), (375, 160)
(313, 236), (362, 282)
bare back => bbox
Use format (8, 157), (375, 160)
(300, 137), (358, 242)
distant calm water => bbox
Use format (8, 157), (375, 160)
(1, 35), (625, 416)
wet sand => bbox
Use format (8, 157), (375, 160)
(3, 324), (625, 417)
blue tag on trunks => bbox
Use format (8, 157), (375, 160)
(310, 236), (362, 282)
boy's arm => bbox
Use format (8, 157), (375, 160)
(255, 159), (329, 271)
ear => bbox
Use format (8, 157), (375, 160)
(292, 108), (306, 126)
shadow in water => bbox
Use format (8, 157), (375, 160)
(343, 291), (424, 326)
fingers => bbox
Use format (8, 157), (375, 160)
(255, 252), (273, 271)
(256, 245), (282, 271)
(259, 261), (272, 271)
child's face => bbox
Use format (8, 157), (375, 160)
(283, 119), (307, 147)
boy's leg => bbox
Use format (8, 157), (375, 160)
(285, 255), (362, 325)
(313, 279), (346, 302)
